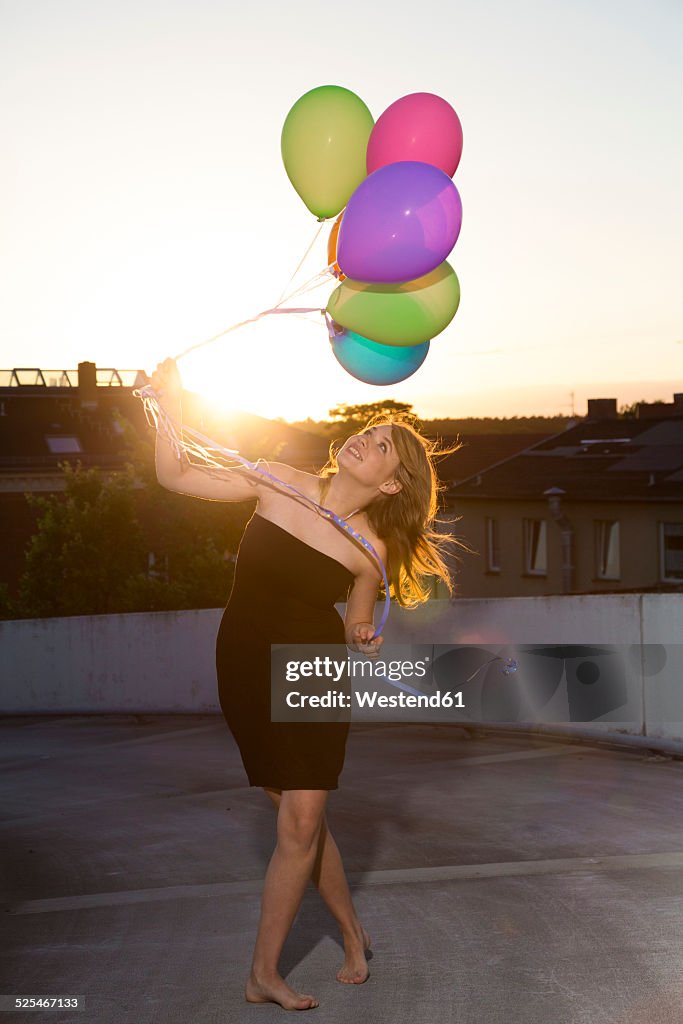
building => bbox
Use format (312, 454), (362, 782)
(0, 361), (330, 597)
(443, 395), (683, 598)
(9, 361), (673, 605)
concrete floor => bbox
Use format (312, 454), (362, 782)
(2, 715), (683, 1024)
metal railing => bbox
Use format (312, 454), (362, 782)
(0, 369), (146, 388)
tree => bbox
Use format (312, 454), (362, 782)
(15, 463), (146, 617)
(327, 400), (415, 434)
(618, 399), (666, 419)
(5, 414), (255, 619)
(290, 412), (574, 438)
(114, 411), (250, 611)
(7, 459), (247, 619)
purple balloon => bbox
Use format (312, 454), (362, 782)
(337, 161), (462, 284)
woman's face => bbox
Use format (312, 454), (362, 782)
(338, 425), (401, 492)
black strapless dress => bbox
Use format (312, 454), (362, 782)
(215, 512), (354, 790)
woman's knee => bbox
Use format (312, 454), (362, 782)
(277, 795), (326, 852)
(278, 811), (324, 852)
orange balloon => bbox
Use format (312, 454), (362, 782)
(327, 213), (346, 281)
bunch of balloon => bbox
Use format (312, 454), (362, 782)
(327, 92), (464, 385)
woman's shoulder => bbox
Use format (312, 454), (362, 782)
(254, 466), (387, 558)
(255, 461), (320, 501)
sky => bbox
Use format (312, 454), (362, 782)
(1, 0), (681, 421)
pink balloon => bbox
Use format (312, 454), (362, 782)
(367, 92), (463, 178)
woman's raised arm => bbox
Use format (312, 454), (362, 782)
(151, 358), (267, 502)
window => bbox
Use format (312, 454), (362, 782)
(594, 520), (620, 579)
(45, 435), (82, 453)
(485, 517), (500, 572)
(523, 519), (547, 575)
(660, 523), (683, 582)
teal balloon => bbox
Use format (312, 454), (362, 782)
(330, 327), (429, 385)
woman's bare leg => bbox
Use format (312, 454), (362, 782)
(245, 788), (328, 1010)
(265, 788), (371, 984)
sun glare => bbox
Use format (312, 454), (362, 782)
(178, 312), (340, 421)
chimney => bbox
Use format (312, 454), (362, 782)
(78, 361), (98, 408)
(586, 398), (618, 420)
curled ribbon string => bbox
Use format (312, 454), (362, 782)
(174, 306), (326, 361)
(134, 385), (392, 639)
(465, 656), (518, 682)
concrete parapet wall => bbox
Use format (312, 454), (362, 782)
(1, 596), (681, 748)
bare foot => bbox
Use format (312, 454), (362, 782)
(336, 925), (371, 984)
(245, 972), (319, 1010)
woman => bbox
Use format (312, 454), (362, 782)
(151, 358), (458, 1011)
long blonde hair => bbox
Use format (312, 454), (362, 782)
(320, 413), (465, 607)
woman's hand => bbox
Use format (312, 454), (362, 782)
(347, 622), (383, 659)
(150, 358), (183, 405)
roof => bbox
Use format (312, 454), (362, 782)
(0, 384), (149, 473)
(434, 433), (555, 485)
(0, 370), (556, 482)
(0, 383), (329, 477)
(449, 417), (683, 502)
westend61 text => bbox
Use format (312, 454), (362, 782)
(285, 690), (465, 709)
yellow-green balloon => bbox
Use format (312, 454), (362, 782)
(281, 86), (374, 220)
(326, 262), (460, 347)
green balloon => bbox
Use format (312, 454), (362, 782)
(326, 262), (461, 347)
(281, 85), (374, 220)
